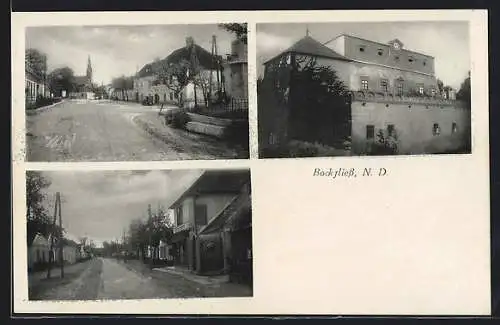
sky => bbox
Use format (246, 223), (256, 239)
(256, 21), (470, 90)
(39, 169), (204, 248)
(25, 24), (235, 85)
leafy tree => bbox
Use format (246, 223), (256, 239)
(155, 59), (190, 106)
(47, 66), (76, 97)
(111, 75), (134, 101)
(26, 48), (48, 80)
(437, 79), (444, 95)
(218, 23), (248, 44)
(26, 171), (62, 245)
(456, 71), (471, 108)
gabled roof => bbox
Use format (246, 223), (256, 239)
(264, 35), (350, 65)
(74, 76), (90, 86)
(169, 170), (250, 209)
(199, 183), (251, 235)
(136, 43), (223, 79)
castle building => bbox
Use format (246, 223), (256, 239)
(71, 56), (95, 99)
(259, 33), (471, 156)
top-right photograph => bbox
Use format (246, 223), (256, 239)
(256, 21), (471, 158)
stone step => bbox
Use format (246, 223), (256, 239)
(185, 121), (227, 139)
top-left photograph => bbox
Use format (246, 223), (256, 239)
(24, 24), (249, 162)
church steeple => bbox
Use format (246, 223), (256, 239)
(86, 55), (93, 82)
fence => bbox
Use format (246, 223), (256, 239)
(197, 97), (248, 119)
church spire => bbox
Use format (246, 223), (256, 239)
(306, 25), (310, 37)
(86, 55), (93, 82)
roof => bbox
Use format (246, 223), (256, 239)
(74, 75), (90, 86)
(169, 169), (251, 208)
(199, 184), (251, 235)
(136, 43), (223, 79)
(264, 35), (350, 65)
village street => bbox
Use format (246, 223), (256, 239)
(25, 99), (243, 162)
(28, 257), (252, 300)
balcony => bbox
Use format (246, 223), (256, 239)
(173, 222), (192, 234)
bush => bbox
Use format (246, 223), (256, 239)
(26, 96), (62, 110)
(260, 140), (346, 158)
(165, 109), (190, 129)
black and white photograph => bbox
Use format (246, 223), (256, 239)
(26, 168), (253, 300)
(25, 24), (249, 162)
(257, 21), (472, 158)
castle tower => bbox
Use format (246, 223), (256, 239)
(86, 55), (93, 83)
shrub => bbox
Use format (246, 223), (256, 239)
(368, 129), (399, 155)
(167, 110), (190, 129)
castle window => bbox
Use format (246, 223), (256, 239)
(417, 84), (424, 95)
(366, 125), (375, 139)
(380, 79), (389, 92)
(431, 88), (436, 96)
(408, 56), (414, 63)
(452, 122), (458, 134)
(361, 78), (369, 90)
(377, 49), (384, 56)
(359, 45), (366, 52)
(432, 123), (441, 136)
(387, 124), (395, 137)
(423, 60), (427, 66)
(394, 56), (400, 61)
(397, 82), (404, 95)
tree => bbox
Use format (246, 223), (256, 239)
(218, 23), (248, 44)
(155, 59), (190, 107)
(26, 171), (62, 245)
(456, 71), (471, 108)
(111, 76), (135, 101)
(26, 49), (48, 82)
(47, 66), (76, 97)
(437, 79), (444, 95)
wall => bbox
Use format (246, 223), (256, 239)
(348, 61), (437, 95)
(351, 99), (471, 155)
(224, 62), (248, 99)
(338, 35), (435, 76)
(195, 194), (236, 232)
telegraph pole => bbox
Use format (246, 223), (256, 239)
(47, 194), (58, 279)
(57, 192), (64, 278)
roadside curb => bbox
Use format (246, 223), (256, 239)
(26, 99), (65, 115)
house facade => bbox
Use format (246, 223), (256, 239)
(168, 170), (252, 282)
(25, 66), (47, 104)
(223, 39), (248, 100)
(27, 233), (51, 271)
(259, 34), (470, 155)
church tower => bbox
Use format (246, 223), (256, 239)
(86, 55), (93, 83)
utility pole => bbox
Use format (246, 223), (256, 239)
(46, 196), (58, 279)
(57, 192), (64, 278)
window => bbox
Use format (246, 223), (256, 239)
(387, 124), (395, 137)
(417, 84), (424, 95)
(397, 82), (404, 95)
(452, 122), (458, 134)
(380, 79), (389, 92)
(366, 125), (375, 140)
(431, 88), (436, 96)
(170, 93), (173, 101)
(359, 45), (366, 52)
(361, 78), (369, 90)
(394, 56), (400, 61)
(432, 123), (441, 136)
(195, 204), (208, 226)
(408, 56), (414, 63)
(377, 49), (384, 56)
(176, 207), (183, 225)
(423, 60), (427, 66)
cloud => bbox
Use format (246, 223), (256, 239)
(26, 24), (238, 85)
(39, 169), (203, 244)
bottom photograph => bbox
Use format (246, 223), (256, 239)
(25, 168), (253, 300)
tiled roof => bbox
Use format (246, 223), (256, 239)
(74, 76), (90, 85)
(264, 35), (350, 64)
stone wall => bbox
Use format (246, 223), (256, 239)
(350, 96), (471, 155)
